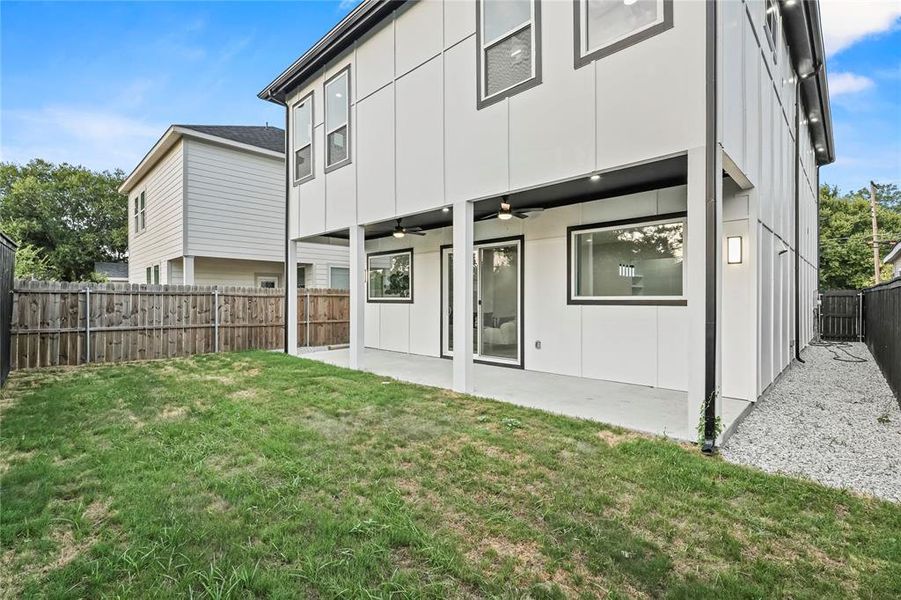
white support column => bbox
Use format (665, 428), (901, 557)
(452, 200), (474, 394)
(686, 145), (723, 440)
(349, 225), (366, 370)
(183, 255), (195, 285)
(285, 241), (298, 355)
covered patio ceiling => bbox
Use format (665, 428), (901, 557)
(316, 154), (688, 241)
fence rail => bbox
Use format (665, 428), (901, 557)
(862, 278), (901, 402)
(10, 281), (349, 370)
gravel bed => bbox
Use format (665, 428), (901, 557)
(721, 341), (901, 503)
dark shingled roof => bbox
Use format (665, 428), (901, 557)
(175, 125), (285, 153)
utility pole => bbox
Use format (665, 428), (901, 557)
(870, 181), (881, 284)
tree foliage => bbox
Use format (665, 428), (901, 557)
(0, 159), (126, 281)
(819, 184), (901, 290)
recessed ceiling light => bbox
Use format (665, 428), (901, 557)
(809, 116), (819, 123)
(442, 206), (450, 213)
(590, 174), (601, 181)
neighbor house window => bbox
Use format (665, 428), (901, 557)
(478, 0), (540, 107)
(293, 93), (314, 182)
(297, 265), (307, 288)
(134, 191), (146, 232)
(568, 215), (685, 304)
(367, 250), (412, 302)
(146, 266), (152, 283)
(764, 0), (778, 61)
(330, 266), (350, 290)
(324, 67), (351, 170)
(153, 264), (160, 285)
(575, 0), (672, 67)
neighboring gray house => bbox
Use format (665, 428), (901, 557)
(884, 241), (901, 279)
(94, 262), (129, 283)
(259, 0), (834, 443)
(119, 125), (348, 288)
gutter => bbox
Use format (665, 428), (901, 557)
(701, 0), (718, 454)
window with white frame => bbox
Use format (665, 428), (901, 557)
(145, 266), (152, 283)
(576, 0), (672, 67)
(324, 68), (350, 170)
(569, 215), (685, 303)
(330, 266), (350, 290)
(367, 250), (412, 302)
(478, 0), (539, 105)
(293, 93), (314, 182)
(134, 191), (146, 232)
(297, 265), (307, 288)
(153, 264), (160, 285)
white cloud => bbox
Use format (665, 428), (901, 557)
(820, 0), (901, 56)
(1, 106), (163, 172)
(828, 71), (876, 96)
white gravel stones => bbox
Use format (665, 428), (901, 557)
(721, 342), (901, 503)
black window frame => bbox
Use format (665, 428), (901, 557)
(573, 0), (674, 69)
(366, 248), (414, 304)
(476, 0), (542, 110)
(324, 66), (352, 173)
(566, 211), (688, 306)
(292, 91), (315, 185)
(764, 0), (778, 63)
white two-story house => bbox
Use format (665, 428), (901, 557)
(260, 0), (834, 445)
(120, 125), (349, 288)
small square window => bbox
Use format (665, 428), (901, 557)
(367, 250), (412, 303)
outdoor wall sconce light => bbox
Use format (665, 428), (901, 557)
(727, 236), (743, 264)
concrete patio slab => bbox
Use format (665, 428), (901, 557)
(297, 347), (750, 443)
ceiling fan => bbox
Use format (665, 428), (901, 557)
(479, 196), (544, 221)
(392, 218), (426, 238)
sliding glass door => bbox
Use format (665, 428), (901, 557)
(442, 239), (521, 366)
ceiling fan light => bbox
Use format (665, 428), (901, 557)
(393, 230), (405, 238)
(498, 212), (513, 220)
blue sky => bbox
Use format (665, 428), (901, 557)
(1, 0), (899, 194)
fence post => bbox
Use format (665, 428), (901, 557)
(84, 287), (91, 364)
(305, 291), (311, 348)
(213, 287), (220, 352)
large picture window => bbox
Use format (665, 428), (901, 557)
(568, 214), (685, 305)
(575, 0), (672, 68)
(367, 250), (412, 303)
(478, 0), (540, 107)
(293, 93), (314, 183)
(324, 67), (351, 171)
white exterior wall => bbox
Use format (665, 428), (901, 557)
(287, 0), (706, 240)
(184, 139), (284, 262)
(363, 186), (690, 391)
(719, 0), (820, 398)
(127, 141), (184, 283)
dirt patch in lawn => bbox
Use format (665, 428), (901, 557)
(158, 405), (188, 421)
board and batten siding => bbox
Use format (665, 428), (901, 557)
(184, 138), (284, 262)
(127, 141), (184, 283)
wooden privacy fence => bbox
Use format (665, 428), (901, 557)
(819, 290), (862, 341)
(10, 280), (285, 369)
(297, 288), (349, 347)
(9, 281), (350, 370)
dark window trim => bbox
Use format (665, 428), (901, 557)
(763, 0), (778, 64)
(438, 234), (525, 369)
(292, 91), (316, 186)
(476, 0), (543, 110)
(573, 0), (674, 70)
(366, 247), (413, 304)
(324, 65), (352, 173)
(566, 211), (687, 306)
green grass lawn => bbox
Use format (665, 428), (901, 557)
(1, 352), (899, 599)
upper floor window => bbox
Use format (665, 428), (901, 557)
(575, 0), (673, 68)
(293, 93), (314, 183)
(324, 67), (351, 171)
(478, 0), (541, 108)
(134, 191), (146, 232)
(764, 0), (779, 62)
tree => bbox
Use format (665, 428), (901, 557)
(819, 184), (901, 289)
(0, 159), (126, 281)
(14, 244), (60, 280)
